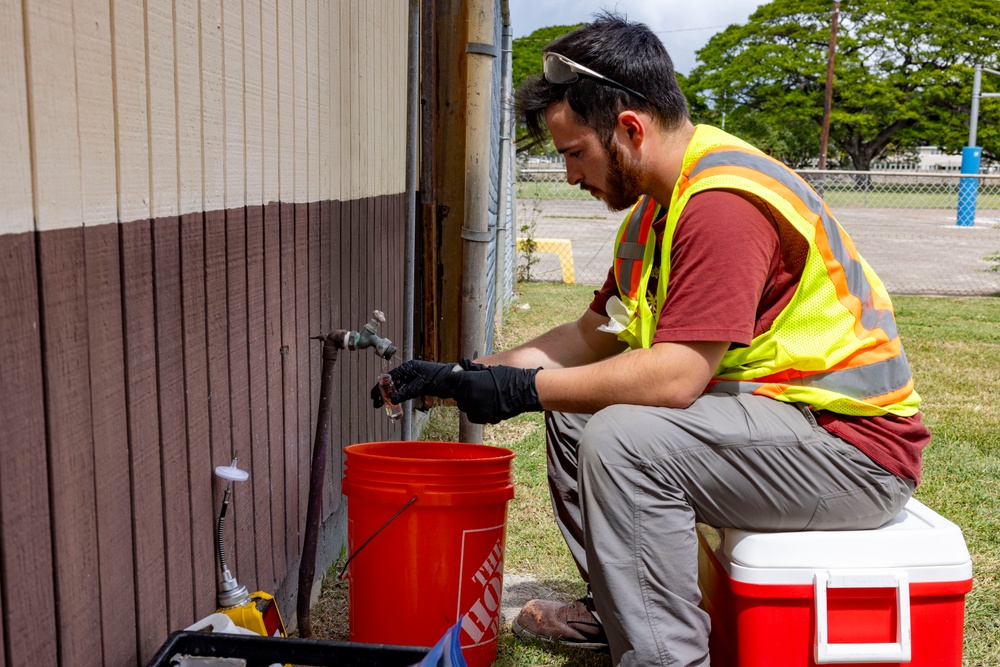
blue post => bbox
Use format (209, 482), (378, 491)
(956, 146), (982, 227)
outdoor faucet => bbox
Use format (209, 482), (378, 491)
(299, 307), (397, 636)
(347, 310), (397, 360)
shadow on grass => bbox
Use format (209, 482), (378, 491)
(496, 628), (613, 667)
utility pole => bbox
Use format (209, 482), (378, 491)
(957, 64), (1000, 226)
(818, 0), (840, 170)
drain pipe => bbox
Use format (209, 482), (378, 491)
(495, 4), (513, 315)
(296, 331), (347, 637)
(402, 0), (419, 441)
(459, 0), (498, 444)
(297, 315), (396, 637)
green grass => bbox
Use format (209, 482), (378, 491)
(891, 296), (1000, 666)
(820, 187), (1000, 210)
(516, 180), (594, 201)
(486, 284), (1000, 667)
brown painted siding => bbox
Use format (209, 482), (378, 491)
(0, 232), (58, 667)
(122, 218), (170, 660)
(0, 194), (404, 665)
(87, 222), (139, 664)
(154, 212), (195, 633)
(179, 211), (217, 620)
(263, 201), (287, 587)
(38, 227), (101, 664)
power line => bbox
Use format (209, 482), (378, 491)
(656, 24), (730, 34)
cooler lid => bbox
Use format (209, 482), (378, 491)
(722, 497), (972, 584)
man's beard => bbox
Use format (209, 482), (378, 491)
(602, 141), (644, 212)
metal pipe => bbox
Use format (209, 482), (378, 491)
(967, 65), (1000, 149)
(495, 6), (513, 317)
(296, 330), (348, 637)
(818, 0), (840, 170)
(969, 64), (982, 147)
(459, 0), (497, 443)
(402, 0), (420, 441)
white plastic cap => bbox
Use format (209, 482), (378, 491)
(214, 463), (249, 482)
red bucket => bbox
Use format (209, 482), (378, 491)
(342, 441), (515, 667)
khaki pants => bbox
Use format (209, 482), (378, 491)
(544, 393), (914, 667)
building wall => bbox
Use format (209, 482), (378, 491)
(0, 1), (408, 665)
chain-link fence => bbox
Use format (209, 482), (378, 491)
(516, 167), (1000, 296)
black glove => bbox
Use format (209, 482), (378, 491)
(370, 359), (542, 424)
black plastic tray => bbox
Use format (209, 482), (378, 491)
(146, 631), (431, 667)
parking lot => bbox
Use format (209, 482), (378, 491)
(516, 198), (1000, 296)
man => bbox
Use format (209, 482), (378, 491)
(372, 13), (928, 667)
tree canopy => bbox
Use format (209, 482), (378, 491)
(511, 24), (583, 153)
(687, 0), (1000, 169)
(512, 23), (583, 93)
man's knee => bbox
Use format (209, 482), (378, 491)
(577, 405), (658, 472)
(576, 404), (714, 496)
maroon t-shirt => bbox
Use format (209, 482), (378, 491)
(590, 190), (928, 483)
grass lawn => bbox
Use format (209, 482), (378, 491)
(516, 180), (593, 201)
(819, 186), (1000, 210)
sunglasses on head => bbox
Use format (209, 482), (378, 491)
(542, 52), (649, 102)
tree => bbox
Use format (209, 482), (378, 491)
(687, 0), (1000, 172)
(512, 24), (583, 154)
(512, 24), (583, 92)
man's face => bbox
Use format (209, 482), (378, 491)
(544, 101), (644, 212)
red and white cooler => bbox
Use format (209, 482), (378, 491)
(697, 498), (973, 667)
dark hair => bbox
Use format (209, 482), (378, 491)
(515, 12), (689, 149)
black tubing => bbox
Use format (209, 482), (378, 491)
(296, 330), (348, 637)
(217, 486), (231, 574)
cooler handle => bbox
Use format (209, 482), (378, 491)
(814, 570), (912, 664)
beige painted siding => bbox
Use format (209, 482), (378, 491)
(2, 0), (407, 235)
(0, 0), (32, 233)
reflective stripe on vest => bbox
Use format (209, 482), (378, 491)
(615, 196), (656, 301)
(711, 348), (913, 403)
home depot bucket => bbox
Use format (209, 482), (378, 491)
(342, 441), (515, 667)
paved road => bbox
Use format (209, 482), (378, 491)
(516, 198), (1000, 296)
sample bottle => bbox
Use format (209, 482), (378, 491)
(378, 373), (403, 422)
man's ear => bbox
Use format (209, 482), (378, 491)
(617, 110), (646, 148)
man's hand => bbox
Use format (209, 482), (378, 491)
(370, 359), (542, 424)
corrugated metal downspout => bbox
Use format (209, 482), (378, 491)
(458, 0), (499, 443)
(402, 0), (420, 441)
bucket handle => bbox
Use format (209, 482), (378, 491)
(813, 569), (911, 664)
(337, 495), (418, 580)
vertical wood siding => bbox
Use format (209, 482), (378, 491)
(0, 8), (56, 667)
(0, 1), (409, 665)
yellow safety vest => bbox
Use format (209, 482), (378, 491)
(610, 125), (920, 417)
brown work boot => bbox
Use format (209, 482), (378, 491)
(511, 598), (609, 650)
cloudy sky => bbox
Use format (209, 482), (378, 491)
(508, 0), (770, 75)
